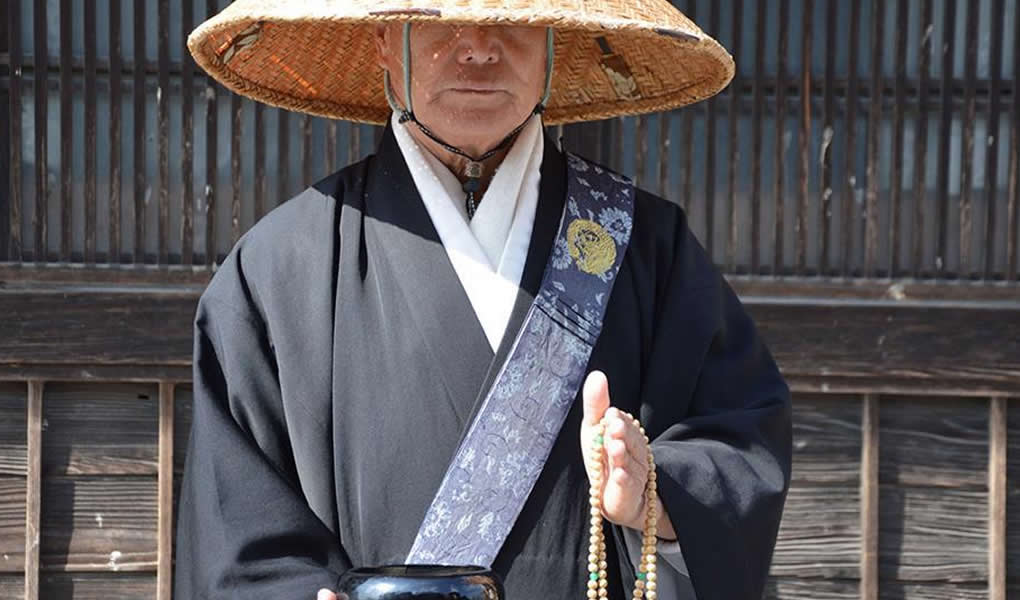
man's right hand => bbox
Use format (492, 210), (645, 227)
(317, 588), (337, 600)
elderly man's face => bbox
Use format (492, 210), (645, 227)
(375, 23), (548, 153)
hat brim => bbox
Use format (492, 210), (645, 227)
(187, 1), (735, 125)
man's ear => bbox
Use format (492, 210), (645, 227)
(374, 24), (391, 71)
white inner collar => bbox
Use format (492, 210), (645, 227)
(391, 112), (545, 352)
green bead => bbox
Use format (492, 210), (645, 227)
(590, 572), (599, 581)
(637, 572), (646, 580)
(594, 434), (604, 445)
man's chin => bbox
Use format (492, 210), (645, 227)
(425, 108), (531, 146)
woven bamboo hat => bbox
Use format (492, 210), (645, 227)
(187, 0), (734, 126)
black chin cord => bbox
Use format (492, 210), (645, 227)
(399, 104), (544, 219)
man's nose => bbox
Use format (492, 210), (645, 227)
(456, 26), (499, 64)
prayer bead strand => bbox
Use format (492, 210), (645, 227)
(587, 412), (657, 600)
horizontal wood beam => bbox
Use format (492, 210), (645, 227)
(0, 364), (192, 383)
(785, 375), (1020, 398)
(730, 276), (1020, 307)
(4, 267), (1020, 306)
(746, 302), (1020, 389)
(0, 264), (211, 289)
(0, 292), (196, 366)
(1, 286), (1018, 392)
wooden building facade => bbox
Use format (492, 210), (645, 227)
(1, 1), (1018, 599)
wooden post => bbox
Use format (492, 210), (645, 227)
(157, 382), (175, 600)
(24, 381), (42, 600)
(988, 397), (1007, 600)
(860, 394), (879, 600)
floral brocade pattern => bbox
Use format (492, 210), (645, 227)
(406, 153), (635, 568)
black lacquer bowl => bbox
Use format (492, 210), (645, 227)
(336, 565), (504, 600)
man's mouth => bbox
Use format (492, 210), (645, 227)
(448, 86), (506, 94)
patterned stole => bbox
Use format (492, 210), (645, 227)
(406, 153), (636, 567)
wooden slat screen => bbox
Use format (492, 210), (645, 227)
(1, 0), (1020, 279)
(2, 382), (1013, 599)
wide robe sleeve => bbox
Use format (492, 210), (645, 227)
(174, 290), (351, 598)
(630, 211), (793, 600)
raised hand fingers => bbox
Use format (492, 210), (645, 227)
(604, 408), (648, 475)
(582, 371), (611, 427)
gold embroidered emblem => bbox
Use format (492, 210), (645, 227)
(567, 219), (617, 275)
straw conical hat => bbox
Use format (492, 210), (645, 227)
(187, 0), (734, 125)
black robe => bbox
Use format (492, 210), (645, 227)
(174, 125), (792, 600)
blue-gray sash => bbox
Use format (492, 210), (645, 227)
(406, 153), (636, 567)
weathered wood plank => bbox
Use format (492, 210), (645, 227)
(750, 0), (765, 274)
(157, 382), (173, 600)
(880, 582), (989, 600)
(989, 397), (1006, 600)
(0, 264), (212, 287)
(0, 383), (26, 476)
(58, 0), (72, 263)
(181, 0), (195, 267)
(171, 385), (192, 563)
(32, 0), (48, 262)
(790, 394), (861, 484)
(0, 293), (197, 366)
(879, 486), (987, 582)
(763, 577), (858, 600)
(108, 0), (122, 263)
(2, 268), (1017, 305)
(934, 0), (957, 276)
(173, 386), (192, 480)
(231, 94), (242, 245)
(785, 375), (1019, 399)
(132, 0), (147, 264)
(0, 575), (22, 595)
(770, 485), (860, 579)
(157, 0), (170, 265)
(41, 383), (159, 476)
(747, 304), (1020, 389)
(0, 477), (26, 573)
(730, 278), (1020, 305)
(40, 572), (156, 599)
(861, 394), (878, 600)
(25, 380), (41, 600)
(40, 476), (157, 572)
(725, 0), (743, 272)
(889, 0), (908, 277)
(2, 292), (1018, 392)
(6, 0), (23, 262)
(879, 396), (988, 488)
(842, 0), (861, 278)
(83, 0), (97, 265)
(983, 0), (1006, 280)
(1006, 399), (1020, 587)
(0, 364), (192, 384)
(863, 2), (883, 278)
(795, 0), (811, 275)
(0, 575), (22, 599)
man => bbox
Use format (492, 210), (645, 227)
(178, 1), (791, 599)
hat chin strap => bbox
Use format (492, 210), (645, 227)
(384, 24), (554, 219)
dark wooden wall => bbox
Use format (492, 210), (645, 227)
(0, 276), (1016, 600)
(2, 1), (1019, 600)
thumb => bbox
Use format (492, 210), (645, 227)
(317, 589), (337, 600)
(582, 370), (611, 427)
